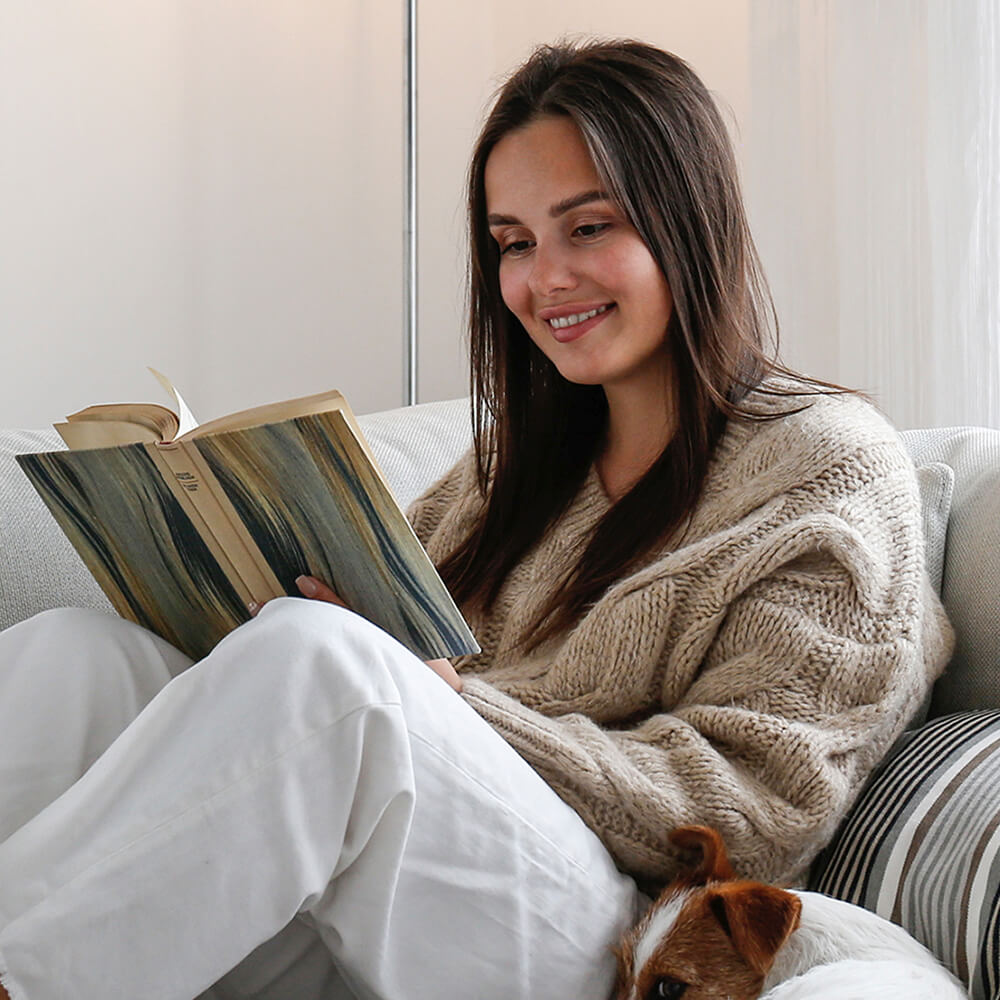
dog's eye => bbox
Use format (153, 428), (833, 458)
(648, 978), (687, 1000)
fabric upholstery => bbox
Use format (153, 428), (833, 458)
(358, 397), (471, 512)
(913, 461), (954, 595)
(900, 427), (1000, 717)
(0, 428), (112, 631)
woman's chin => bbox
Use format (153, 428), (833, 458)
(552, 367), (607, 388)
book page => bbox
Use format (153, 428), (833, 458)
(182, 388), (391, 490)
(149, 368), (199, 438)
(56, 418), (161, 450)
(57, 405), (179, 449)
(181, 388), (348, 441)
(54, 370), (196, 450)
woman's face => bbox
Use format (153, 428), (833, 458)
(484, 115), (674, 393)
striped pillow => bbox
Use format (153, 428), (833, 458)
(809, 711), (1000, 999)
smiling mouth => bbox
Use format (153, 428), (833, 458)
(547, 304), (611, 330)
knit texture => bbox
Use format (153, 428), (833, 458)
(407, 387), (954, 892)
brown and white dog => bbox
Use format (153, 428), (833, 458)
(615, 826), (967, 1000)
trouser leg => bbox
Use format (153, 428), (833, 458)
(310, 627), (642, 1000)
(0, 607), (348, 1000)
(207, 917), (351, 1000)
(0, 608), (188, 842)
(0, 598), (413, 999)
(0, 598), (638, 1000)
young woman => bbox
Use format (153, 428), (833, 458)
(0, 40), (951, 1000)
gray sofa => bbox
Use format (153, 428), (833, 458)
(1, 398), (998, 995)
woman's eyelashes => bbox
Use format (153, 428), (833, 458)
(574, 221), (612, 240)
(495, 220), (614, 257)
(499, 238), (534, 256)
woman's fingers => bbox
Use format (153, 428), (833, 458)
(247, 576), (347, 617)
(295, 575), (347, 607)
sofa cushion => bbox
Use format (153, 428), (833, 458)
(809, 711), (1000, 1000)
(358, 397), (472, 512)
(0, 428), (113, 632)
(900, 427), (1000, 717)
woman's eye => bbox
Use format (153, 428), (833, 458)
(500, 239), (533, 256)
(647, 978), (686, 1000)
(575, 222), (611, 239)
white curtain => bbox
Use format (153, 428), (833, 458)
(745, 0), (1000, 430)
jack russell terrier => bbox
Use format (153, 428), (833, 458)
(615, 825), (966, 999)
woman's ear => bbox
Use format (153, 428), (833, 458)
(705, 882), (802, 976)
(668, 825), (737, 885)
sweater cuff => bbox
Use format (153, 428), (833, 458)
(459, 676), (582, 768)
(460, 676), (527, 725)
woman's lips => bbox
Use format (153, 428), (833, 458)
(545, 303), (615, 343)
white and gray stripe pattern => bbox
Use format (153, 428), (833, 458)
(810, 710), (1000, 1000)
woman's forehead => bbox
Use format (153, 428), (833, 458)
(483, 116), (604, 219)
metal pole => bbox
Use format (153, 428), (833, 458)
(403, 0), (418, 406)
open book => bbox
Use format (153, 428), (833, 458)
(17, 371), (479, 662)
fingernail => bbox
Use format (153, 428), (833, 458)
(247, 600), (261, 617)
(296, 575), (318, 597)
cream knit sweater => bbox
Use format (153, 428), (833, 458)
(407, 388), (954, 891)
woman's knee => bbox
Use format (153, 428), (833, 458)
(2, 607), (184, 712)
(207, 598), (419, 715)
(0, 610), (185, 830)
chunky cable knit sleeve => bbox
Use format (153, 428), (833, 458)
(450, 392), (953, 891)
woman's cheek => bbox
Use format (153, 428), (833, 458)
(498, 265), (530, 325)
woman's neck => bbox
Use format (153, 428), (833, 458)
(597, 381), (676, 501)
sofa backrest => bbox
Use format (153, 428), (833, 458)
(0, 402), (996, 720)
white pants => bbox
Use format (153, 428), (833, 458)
(0, 599), (640, 1000)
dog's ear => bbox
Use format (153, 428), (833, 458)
(704, 882), (802, 976)
(668, 825), (736, 884)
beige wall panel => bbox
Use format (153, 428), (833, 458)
(0, 1), (403, 427)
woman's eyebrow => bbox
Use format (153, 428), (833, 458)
(548, 189), (610, 217)
(487, 189), (611, 228)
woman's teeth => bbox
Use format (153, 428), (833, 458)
(547, 304), (609, 329)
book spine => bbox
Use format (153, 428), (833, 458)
(145, 441), (284, 607)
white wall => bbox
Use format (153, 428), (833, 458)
(5, 3), (993, 429)
(0, 1), (753, 425)
(743, 1), (1000, 429)
(0, 1), (404, 427)
(418, 1), (1000, 429)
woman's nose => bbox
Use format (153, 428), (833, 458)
(527, 242), (577, 297)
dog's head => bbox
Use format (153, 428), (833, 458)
(614, 826), (802, 1000)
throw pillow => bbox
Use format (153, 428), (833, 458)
(914, 461), (953, 595)
(900, 426), (1000, 717)
(809, 710), (1000, 1000)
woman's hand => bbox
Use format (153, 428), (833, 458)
(424, 658), (464, 693)
(293, 575), (463, 693)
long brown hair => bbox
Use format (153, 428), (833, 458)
(438, 39), (827, 649)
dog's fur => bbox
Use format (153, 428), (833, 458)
(615, 826), (967, 1000)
